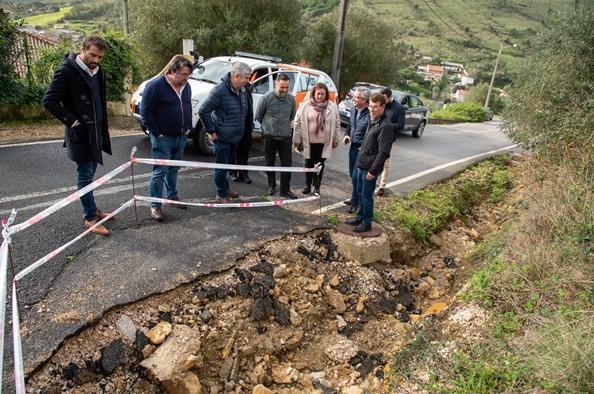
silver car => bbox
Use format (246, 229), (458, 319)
(338, 82), (429, 138)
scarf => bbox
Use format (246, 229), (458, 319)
(311, 99), (329, 136)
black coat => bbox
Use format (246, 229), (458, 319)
(43, 53), (112, 164)
(356, 113), (393, 176)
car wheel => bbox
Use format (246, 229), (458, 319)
(193, 126), (213, 155)
(412, 120), (425, 138)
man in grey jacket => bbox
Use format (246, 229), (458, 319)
(255, 73), (297, 199)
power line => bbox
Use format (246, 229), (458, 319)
(420, 0), (468, 40)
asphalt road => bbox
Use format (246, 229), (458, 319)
(0, 119), (516, 385)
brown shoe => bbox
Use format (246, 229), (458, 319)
(150, 206), (163, 221)
(84, 219), (110, 236)
(376, 187), (385, 196)
(227, 189), (239, 198)
(216, 196), (233, 204)
(170, 196), (186, 209)
(82, 209), (113, 221)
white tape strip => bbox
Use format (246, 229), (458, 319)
(12, 281), (25, 393)
(0, 240), (8, 385)
(135, 195), (320, 208)
(132, 157), (321, 173)
(6, 161), (132, 236)
(14, 199), (134, 281)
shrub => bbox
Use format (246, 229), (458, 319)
(431, 101), (487, 122)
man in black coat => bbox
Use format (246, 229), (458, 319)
(344, 93), (393, 233)
(43, 34), (113, 236)
(376, 87), (405, 196)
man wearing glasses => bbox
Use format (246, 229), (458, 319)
(141, 55), (193, 221)
(342, 87), (371, 214)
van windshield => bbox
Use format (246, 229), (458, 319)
(190, 59), (232, 84)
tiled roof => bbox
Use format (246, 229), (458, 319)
(14, 31), (59, 78)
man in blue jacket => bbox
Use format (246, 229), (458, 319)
(43, 34), (113, 236)
(141, 55), (193, 221)
(376, 87), (406, 196)
(199, 62), (254, 204)
(345, 93), (393, 233)
(342, 87), (371, 214)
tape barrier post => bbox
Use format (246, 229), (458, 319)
(6, 161), (132, 237)
(14, 199), (135, 281)
(12, 280), (25, 393)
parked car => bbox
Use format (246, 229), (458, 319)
(485, 106), (493, 121)
(130, 52), (339, 155)
(337, 82), (429, 138)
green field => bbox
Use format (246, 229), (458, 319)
(22, 6), (72, 26)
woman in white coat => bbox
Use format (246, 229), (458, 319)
(293, 82), (340, 195)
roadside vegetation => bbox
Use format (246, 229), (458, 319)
(379, 7), (594, 392)
(430, 101), (487, 123)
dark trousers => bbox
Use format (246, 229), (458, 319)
(264, 136), (293, 193)
(304, 143), (326, 188)
(229, 129), (252, 178)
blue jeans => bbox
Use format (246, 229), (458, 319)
(355, 168), (380, 226)
(149, 134), (187, 207)
(213, 140), (237, 198)
(77, 161), (99, 221)
(349, 146), (360, 205)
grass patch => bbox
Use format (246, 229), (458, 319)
(376, 155), (512, 241)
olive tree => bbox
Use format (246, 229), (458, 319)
(129, 0), (302, 78)
(301, 0), (408, 98)
(503, 7), (594, 153)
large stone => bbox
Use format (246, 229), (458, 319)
(325, 337), (359, 363)
(147, 321), (172, 345)
(252, 384), (273, 394)
(140, 325), (202, 393)
(116, 315), (137, 343)
(325, 286), (347, 313)
(271, 365), (299, 384)
(330, 231), (391, 265)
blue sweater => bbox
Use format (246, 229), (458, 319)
(141, 75), (193, 138)
(344, 106), (369, 146)
(198, 72), (254, 144)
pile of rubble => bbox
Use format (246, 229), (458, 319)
(27, 218), (492, 394)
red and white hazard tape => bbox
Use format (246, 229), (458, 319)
(136, 194), (320, 208)
(5, 161), (132, 237)
(14, 199), (134, 281)
(0, 240), (8, 380)
(12, 280), (25, 393)
(131, 157), (322, 173)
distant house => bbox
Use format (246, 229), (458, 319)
(453, 89), (467, 102)
(14, 30), (60, 78)
(416, 64), (444, 82)
(440, 61), (467, 75)
(459, 73), (474, 86)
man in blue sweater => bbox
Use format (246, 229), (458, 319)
(342, 87), (371, 214)
(141, 55), (193, 221)
(199, 62), (254, 204)
(376, 87), (405, 196)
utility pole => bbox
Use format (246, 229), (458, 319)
(122, 0), (128, 35)
(330, 0), (348, 94)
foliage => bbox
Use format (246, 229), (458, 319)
(64, 0), (121, 23)
(129, 0), (303, 79)
(502, 7), (594, 154)
(101, 31), (141, 101)
(376, 155), (512, 241)
(465, 82), (506, 114)
(327, 215), (339, 224)
(32, 32), (140, 102)
(385, 319), (531, 392)
(431, 101), (487, 122)
(465, 150), (594, 391)
(0, 7), (23, 104)
(301, 0), (408, 98)
(301, 0), (340, 19)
